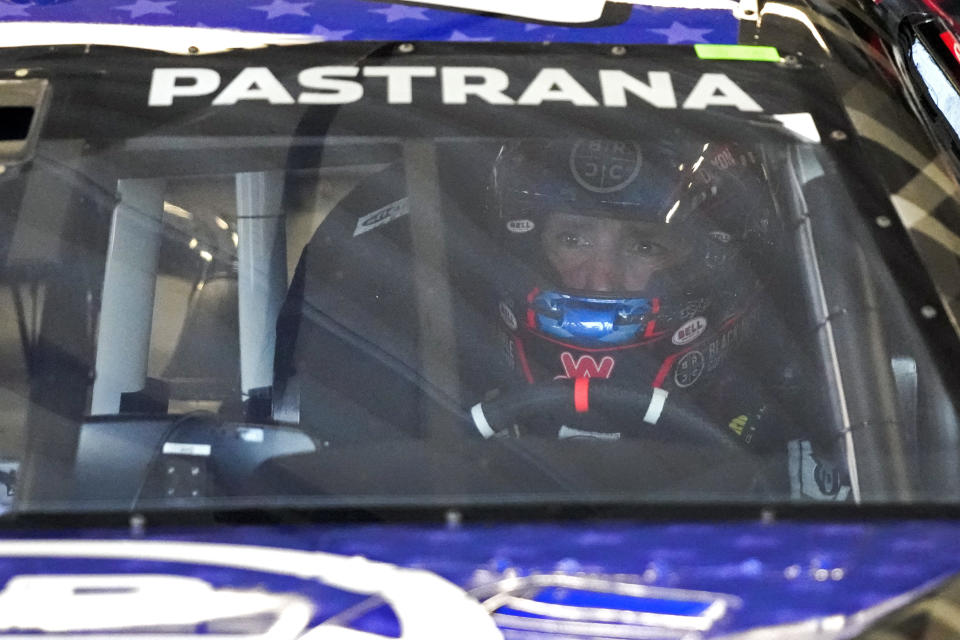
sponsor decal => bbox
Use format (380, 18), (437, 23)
(161, 442), (211, 457)
(704, 249), (728, 269)
(506, 219), (535, 233)
(671, 316), (707, 346)
(149, 67), (764, 113)
(708, 230), (732, 243)
(727, 412), (758, 443)
(704, 233), (731, 268)
(237, 427), (265, 443)
(569, 140), (642, 193)
(0, 460), (16, 514)
(788, 439), (852, 501)
(814, 461), (845, 496)
(557, 352), (615, 379)
(709, 146), (740, 170)
(728, 414), (748, 436)
(500, 330), (516, 369)
(705, 317), (744, 371)
(353, 198), (410, 237)
(499, 301), (518, 330)
(0, 574), (313, 634)
(656, 313), (751, 390)
(0, 540), (501, 640)
(674, 350), (704, 388)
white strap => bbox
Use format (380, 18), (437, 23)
(470, 403), (496, 439)
(643, 388), (669, 425)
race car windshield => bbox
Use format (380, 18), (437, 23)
(1, 42), (960, 514)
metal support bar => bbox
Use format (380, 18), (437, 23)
(10, 285), (32, 376)
(791, 161), (912, 501)
(236, 171), (286, 398)
(91, 179), (165, 415)
(406, 140), (462, 443)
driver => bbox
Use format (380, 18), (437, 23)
(278, 136), (850, 500)
(483, 139), (849, 499)
(489, 139), (770, 406)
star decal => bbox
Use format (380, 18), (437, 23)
(114, 0), (175, 19)
(369, 4), (429, 23)
(648, 21), (712, 44)
(309, 23), (353, 40)
(0, 2), (31, 18)
(251, 0), (312, 20)
(448, 29), (494, 42)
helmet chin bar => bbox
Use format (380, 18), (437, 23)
(530, 290), (654, 346)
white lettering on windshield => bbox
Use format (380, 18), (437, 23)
(211, 66), (295, 105)
(517, 68), (600, 106)
(148, 66), (765, 112)
(682, 73), (762, 112)
(148, 68), (222, 106)
(599, 70), (677, 108)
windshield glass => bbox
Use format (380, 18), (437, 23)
(2, 41), (959, 513)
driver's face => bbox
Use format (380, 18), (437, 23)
(542, 212), (689, 292)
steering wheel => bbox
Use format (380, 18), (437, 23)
(469, 378), (741, 451)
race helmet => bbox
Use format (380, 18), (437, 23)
(490, 138), (779, 395)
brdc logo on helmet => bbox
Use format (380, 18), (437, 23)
(569, 140), (642, 193)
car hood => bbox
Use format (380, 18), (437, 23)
(0, 517), (957, 638)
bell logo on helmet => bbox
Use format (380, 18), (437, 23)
(506, 219), (535, 233)
(558, 352), (615, 379)
(672, 316), (708, 345)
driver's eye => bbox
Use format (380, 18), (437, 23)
(624, 237), (665, 256)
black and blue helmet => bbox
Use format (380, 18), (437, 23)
(490, 138), (779, 392)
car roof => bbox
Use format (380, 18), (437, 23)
(0, 0), (743, 49)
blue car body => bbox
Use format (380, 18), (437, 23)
(2, 1), (960, 638)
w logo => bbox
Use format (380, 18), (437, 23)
(558, 352), (615, 379)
